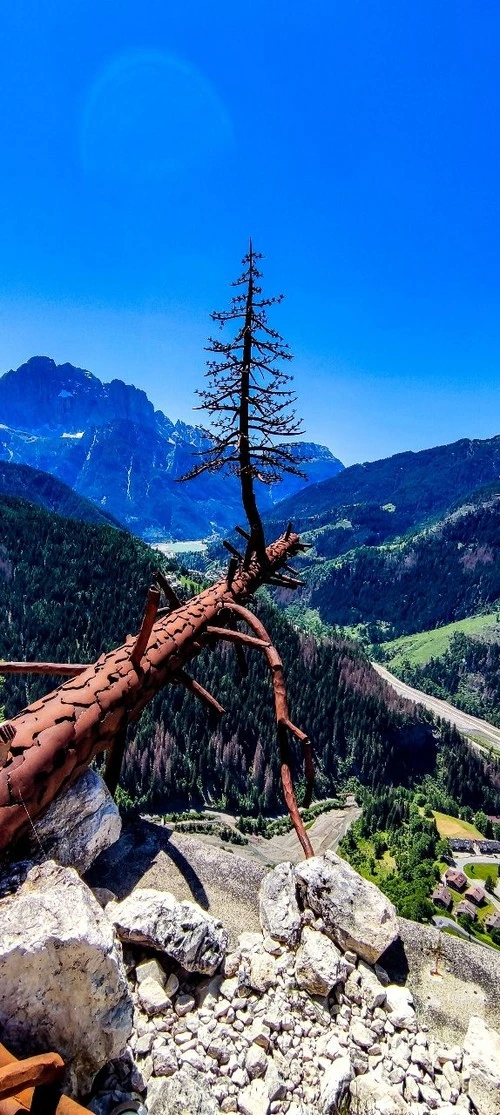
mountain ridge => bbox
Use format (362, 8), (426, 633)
(0, 356), (344, 540)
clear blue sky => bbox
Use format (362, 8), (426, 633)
(0, 0), (499, 465)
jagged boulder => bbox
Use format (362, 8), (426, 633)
(147, 1067), (221, 1114)
(294, 925), (346, 995)
(350, 1071), (410, 1112)
(111, 888), (228, 974)
(31, 768), (122, 874)
(294, 852), (399, 964)
(463, 1014), (500, 1115)
(0, 860), (133, 1094)
(259, 861), (302, 946)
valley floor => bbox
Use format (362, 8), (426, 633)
(372, 662), (500, 752)
(87, 805), (360, 947)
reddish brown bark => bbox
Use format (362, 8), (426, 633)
(0, 531), (314, 857)
(0, 1044), (87, 1114)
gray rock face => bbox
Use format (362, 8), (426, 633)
(294, 852), (399, 964)
(463, 1014), (500, 1115)
(32, 769), (121, 874)
(111, 887), (228, 974)
(147, 1066), (221, 1114)
(0, 860), (132, 1094)
(259, 862), (302, 947)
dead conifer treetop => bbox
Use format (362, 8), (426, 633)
(181, 239), (307, 561)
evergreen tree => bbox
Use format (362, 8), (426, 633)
(181, 242), (305, 556)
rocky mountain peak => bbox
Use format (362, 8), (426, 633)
(0, 357), (344, 539)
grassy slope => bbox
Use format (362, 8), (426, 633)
(432, 810), (484, 839)
(381, 612), (500, 669)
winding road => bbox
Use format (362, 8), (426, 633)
(372, 663), (500, 752)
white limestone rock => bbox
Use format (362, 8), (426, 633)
(295, 926), (345, 995)
(463, 1014), (500, 1115)
(358, 960), (387, 1010)
(152, 1040), (179, 1076)
(350, 1070), (410, 1113)
(319, 1054), (354, 1114)
(147, 1067), (221, 1114)
(249, 952), (278, 993)
(136, 958), (166, 987)
(31, 768), (122, 874)
(259, 862), (302, 947)
(265, 1060), (286, 1101)
(294, 853), (399, 964)
(238, 1077), (270, 1115)
(138, 977), (172, 1016)
(245, 1042), (269, 1079)
(111, 887), (228, 974)
(385, 984), (417, 1031)
(0, 860), (132, 1094)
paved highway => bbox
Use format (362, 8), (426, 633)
(372, 663), (500, 752)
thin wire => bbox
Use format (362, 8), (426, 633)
(15, 782), (48, 857)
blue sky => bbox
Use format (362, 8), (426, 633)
(0, 0), (499, 465)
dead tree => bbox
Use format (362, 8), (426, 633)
(0, 531), (314, 859)
(0, 245), (316, 859)
(181, 240), (307, 561)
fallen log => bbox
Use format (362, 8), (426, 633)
(0, 531), (314, 857)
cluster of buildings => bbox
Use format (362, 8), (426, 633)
(432, 867), (500, 930)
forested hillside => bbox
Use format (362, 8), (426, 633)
(265, 436), (500, 553)
(396, 632), (500, 728)
(0, 460), (120, 527)
(1, 496), (499, 819)
(292, 486), (500, 643)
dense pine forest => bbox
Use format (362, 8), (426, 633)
(1, 495), (499, 820)
(305, 492), (500, 640)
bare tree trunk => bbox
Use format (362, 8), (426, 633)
(238, 241), (267, 559)
(0, 530), (310, 855)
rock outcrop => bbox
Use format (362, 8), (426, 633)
(111, 888), (228, 974)
(463, 1014), (500, 1115)
(31, 768), (122, 873)
(1, 847), (497, 1115)
(0, 860), (133, 1094)
(82, 854), (485, 1114)
(277, 852), (400, 963)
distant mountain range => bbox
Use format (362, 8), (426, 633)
(0, 357), (343, 540)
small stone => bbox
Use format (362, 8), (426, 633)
(249, 953), (277, 993)
(350, 1020), (375, 1050)
(419, 1083), (441, 1109)
(245, 1043), (269, 1079)
(152, 1041), (178, 1076)
(136, 958), (166, 987)
(175, 991), (196, 1017)
(319, 1055), (354, 1114)
(221, 976), (240, 999)
(165, 973), (179, 998)
(265, 1061), (286, 1101)
(138, 977), (172, 1016)
(179, 1048), (205, 1071)
(135, 1032), (153, 1056)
